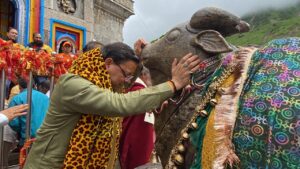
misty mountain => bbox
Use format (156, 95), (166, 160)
(227, 2), (300, 46)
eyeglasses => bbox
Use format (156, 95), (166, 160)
(116, 64), (134, 81)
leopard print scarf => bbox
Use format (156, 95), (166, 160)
(63, 48), (121, 168)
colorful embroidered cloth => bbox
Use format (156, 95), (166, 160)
(233, 38), (300, 168)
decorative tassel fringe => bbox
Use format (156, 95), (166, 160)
(213, 47), (257, 169)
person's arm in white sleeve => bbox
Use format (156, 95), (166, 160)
(0, 113), (9, 126)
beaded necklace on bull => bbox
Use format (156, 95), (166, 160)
(154, 55), (222, 110)
(158, 54), (240, 169)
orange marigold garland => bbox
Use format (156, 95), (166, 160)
(20, 49), (54, 80)
(1, 39), (76, 81)
(0, 39), (22, 81)
(35, 50), (52, 76)
(50, 53), (68, 78)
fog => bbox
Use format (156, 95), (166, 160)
(123, 0), (300, 46)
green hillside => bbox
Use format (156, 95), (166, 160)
(227, 3), (300, 46)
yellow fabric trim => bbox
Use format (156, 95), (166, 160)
(201, 74), (236, 169)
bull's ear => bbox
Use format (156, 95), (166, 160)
(192, 30), (232, 54)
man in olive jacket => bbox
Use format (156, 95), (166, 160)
(24, 42), (200, 168)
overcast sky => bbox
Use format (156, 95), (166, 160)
(123, 0), (300, 46)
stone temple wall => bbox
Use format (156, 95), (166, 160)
(93, 0), (134, 44)
(43, 0), (133, 45)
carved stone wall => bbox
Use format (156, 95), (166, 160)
(43, 0), (133, 45)
(112, 0), (134, 12)
(93, 0), (134, 44)
(53, 0), (84, 19)
(94, 9), (123, 44)
(43, 0), (93, 45)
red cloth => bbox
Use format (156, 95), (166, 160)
(119, 82), (155, 169)
(56, 53), (77, 70)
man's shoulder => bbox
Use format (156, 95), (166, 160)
(15, 91), (27, 97)
(58, 73), (93, 87)
(10, 91), (26, 103)
(55, 73), (95, 98)
(32, 90), (49, 97)
(43, 44), (52, 49)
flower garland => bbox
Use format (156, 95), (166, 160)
(0, 39), (76, 81)
(0, 39), (22, 81)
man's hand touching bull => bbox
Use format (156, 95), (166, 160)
(170, 53), (200, 92)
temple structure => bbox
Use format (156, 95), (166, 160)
(0, 0), (134, 52)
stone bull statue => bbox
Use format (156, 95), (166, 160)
(141, 7), (300, 169)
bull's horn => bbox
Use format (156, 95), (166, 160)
(189, 7), (250, 37)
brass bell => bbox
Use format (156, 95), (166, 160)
(199, 110), (208, 117)
(190, 122), (198, 130)
(177, 144), (185, 153)
(210, 99), (217, 106)
(182, 132), (189, 140)
(173, 154), (184, 165)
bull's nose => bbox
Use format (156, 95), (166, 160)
(236, 21), (250, 33)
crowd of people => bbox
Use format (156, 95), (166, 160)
(0, 27), (77, 168)
(0, 25), (200, 169)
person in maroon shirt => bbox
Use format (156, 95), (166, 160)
(119, 67), (155, 169)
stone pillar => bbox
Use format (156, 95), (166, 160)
(93, 0), (134, 44)
(84, 0), (94, 42)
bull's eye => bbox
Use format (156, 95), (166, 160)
(166, 29), (181, 42)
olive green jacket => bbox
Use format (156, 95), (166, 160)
(24, 73), (173, 169)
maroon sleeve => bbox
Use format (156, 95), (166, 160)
(120, 82), (155, 169)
